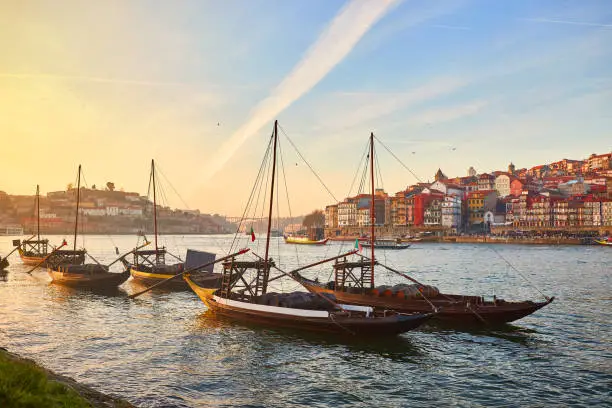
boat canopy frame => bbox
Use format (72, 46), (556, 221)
(333, 257), (374, 293)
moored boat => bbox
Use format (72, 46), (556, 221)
(594, 237), (612, 246)
(185, 120), (433, 337)
(125, 160), (222, 289)
(364, 238), (410, 250)
(284, 235), (329, 245)
(296, 132), (554, 326)
(47, 165), (130, 289)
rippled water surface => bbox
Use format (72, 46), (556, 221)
(1, 235), (610, 407)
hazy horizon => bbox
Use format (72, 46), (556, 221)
(2, 0), (611, 216)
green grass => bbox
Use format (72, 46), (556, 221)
(0, 350), (92, 408)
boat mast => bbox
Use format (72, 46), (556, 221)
(36, 184), (40, 243)
(151, 159), (158, 254)
(369, 132), (375, 287)
(74, 165), (81, 252)
(263, 120), (278, 278)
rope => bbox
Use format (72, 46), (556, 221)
(228, 132), (273, 253)
(278, 124), (338, 203)
(373, 135), (423, 183)
(489, 245), (551, 301)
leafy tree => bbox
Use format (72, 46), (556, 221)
(106, 182), (115, 191)
(302, 210), (325, 228)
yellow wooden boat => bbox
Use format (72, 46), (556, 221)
(283, 235), (329, 245)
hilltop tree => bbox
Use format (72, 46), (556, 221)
(302, 210), (325, 228)
(106, 182), (115, 191)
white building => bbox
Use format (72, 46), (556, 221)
(441, 195), (462, 230)
(338, 200), (357, 227)
(80, 208), (106, 216)
(495, 174), (512, 197)
(119, 207), (143, 216)
(602, 201), (612, 226)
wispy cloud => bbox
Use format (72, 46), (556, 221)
(521, 18), (612, 30)
(430, 24), (471, 30)
(202, 0), (400, 179)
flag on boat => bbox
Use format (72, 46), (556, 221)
(62, 239), (67, 246)
(250, 226), (256, 242)
(354, 238), (362, 252)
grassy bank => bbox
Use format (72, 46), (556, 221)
(0, 348), (133, 407)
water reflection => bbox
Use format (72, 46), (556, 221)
(0, 236), (610, 407)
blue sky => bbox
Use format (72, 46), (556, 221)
(1, 0), (611, 215)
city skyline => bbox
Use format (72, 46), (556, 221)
(2, 0), (611, 215)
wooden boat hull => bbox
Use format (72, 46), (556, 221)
(48, 267), (130, 289)
(130, 267), (222, 289)
(284, 237), (329, 245)
(297, 278), (554, 326)
(19, 252), (48, 266)
(185, 275), (433, 336)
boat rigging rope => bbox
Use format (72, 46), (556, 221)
(277, 137), (300, 267)
(228, 132), (273, 254)
(488, 245), (551, 301)
(278, 124), (339, 203)
(373, 135), (423, 183)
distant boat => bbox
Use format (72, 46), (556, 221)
(284, 235), (329, 245)
(594, 237), (612, 247)
(364, 238), (411, 250)
(47, 165), (130, 289)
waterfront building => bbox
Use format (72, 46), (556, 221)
(467, 190), (497, 227)
(602, 200), (612, 226)
(429, 180), (465, 197)
(337, 198), (357, 227)
(477, 173), (496, 191)
(559, 179), (590, 197)
(424, 199), (442, 226)
(434, 168), (448, 182)
(441, 195), (462, 231)
(324, 204), (338, 228)
(585, 152), (612, 172)
(413, 192), (444, 226)
(495, 174), (514, 197)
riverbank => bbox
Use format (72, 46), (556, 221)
(328, 235), (592, 245)
(0, 347), (133, 407)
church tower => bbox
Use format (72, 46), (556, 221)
(434, 168), (447, 182)
(508, 162), (516, 175)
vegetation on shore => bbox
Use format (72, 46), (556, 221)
(0, 349), (91, 407)
(0, 348), (133, 407)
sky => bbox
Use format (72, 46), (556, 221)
(1, 0), (611, 216)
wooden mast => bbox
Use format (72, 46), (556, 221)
(36, 184), (40, 243)
(151, 159), (158, 256)
(369, 133), (375, 288)
(263, 120), (279, 291)
(73, 165), (81, 252)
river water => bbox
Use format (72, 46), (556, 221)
(0, 234), (610, 407)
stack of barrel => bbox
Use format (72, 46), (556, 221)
(371, 283), (439, 299)
(257, 292), (337, 310)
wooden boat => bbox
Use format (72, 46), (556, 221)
(17, 186), (59, 266)
(296, 133), (554, 326)
(125, 160), (222, 289)
(284, 235), (329, 245)
(185, 121), (433, 337)
(47, 165), (129, 289)
(364, 238), (410, 250)
(594, 238), (612, 246)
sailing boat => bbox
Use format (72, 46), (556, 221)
(127, 160), (221, 289)
(47, 165), (130, 288)
(17, 185), (79, 266)
(295, 133), (554, 326)
(184, 121), (433, 336)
